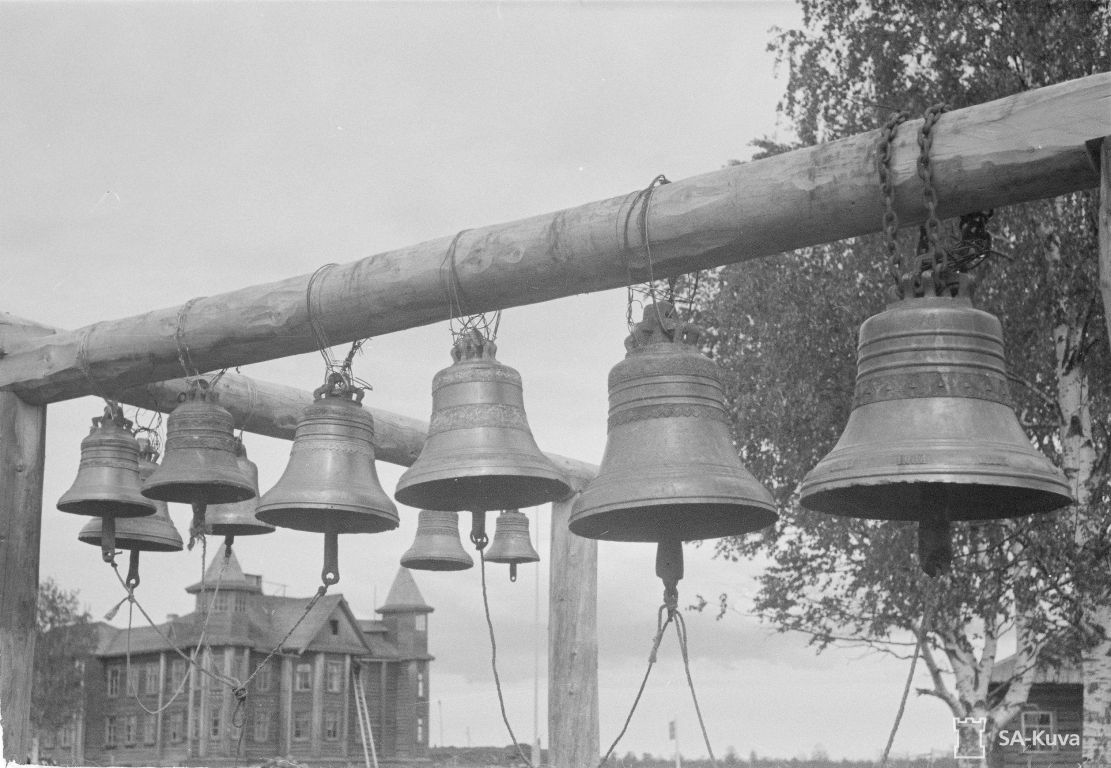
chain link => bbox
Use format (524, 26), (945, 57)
(877, 112), (909, 288)
(916, 103), (949, 275)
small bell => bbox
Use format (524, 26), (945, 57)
(800, 273), (1074, 574)
(58, 405), (156, 519)
(401, 510), (474, 571)
(395, 332), (571, 512)
(484, 509), (540, 582)
(570, 302), (777, 542)
(205, 438), (274, 552)
(142, 379), (255, 506)
(78, 440), (183, 582)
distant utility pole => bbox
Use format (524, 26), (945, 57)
(438, 700), (444, 747)
(670, 719), (680, 768)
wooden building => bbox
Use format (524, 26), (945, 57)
(37, 555), (433, 767)
(989, 655), (1082, 766)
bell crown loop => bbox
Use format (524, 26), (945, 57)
(450, 330), (498, 363)
(624, 301), (703, 353)
(314, 370), (366, 404)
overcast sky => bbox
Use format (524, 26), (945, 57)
(3, 2), (962, 759)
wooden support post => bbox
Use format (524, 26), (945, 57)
(0, 391), (47, 763)
(1, 74), (1106, 405)
(549, 486), (599, 768)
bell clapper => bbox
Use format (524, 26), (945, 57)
(509, 563), (518, 583)
(223, 535), (235, 558)
(322, 531), (340, 586)
(126, 549), (142, 590)
(189, 502), (208, 549)
(100, 516), (117, 563)
(917, 485), (953, 578)
(655, 538), (684, 616)
(470, 510), (488, 551)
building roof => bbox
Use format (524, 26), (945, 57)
(185, 549), (261, 593)
(97, 554), (424, 661)
(989, 653), (1082, 685)
(377, 568), (433, 614)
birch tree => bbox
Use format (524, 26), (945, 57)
(698, 0), (1110, 760)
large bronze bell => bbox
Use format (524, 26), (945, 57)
(58, 406), (156, 519)
(800, 276), (1073, 519)
(484, 509), (540, 582)
(205, 439), (274, 545)
(569, 302), (778, 543)
(394, 332), (571, 512)
(142, 379), (255, 505)
(78, 441), (183, 584)
(400, 510), (474, 571)
(800, 274), (1073, 572)
(256, 376), (399, 535)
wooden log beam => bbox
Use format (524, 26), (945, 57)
(3, 74), (1108, 405)
(548, 488), (599, 768)
(115, 373), (598, 479)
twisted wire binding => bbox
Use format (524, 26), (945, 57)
(620, 175), (672, 333)
(175, 297), (205, 380)
(76, 325), (120, 410)
(439, 229), (502, 344)
(479, 551), (534, 768)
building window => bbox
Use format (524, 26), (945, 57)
(210, 709), (221, 740)
(142, 714), (156, 745)
(252, 710), (270, 742)
(144, 663), (159, 695)
(295, 663), (312, 691)
(211, 593), (228, 611)
(124, 714), (137, 745)
(324, 709), (340, 740)
(329, 619), (339, 635)
(326, 661), (343, 693)
(105, 716), (118, 747)
(42, 729), (55, 749)
(417, 716), (425, 744)
(253, 662), (272, 692)
(292, 711), (310, 741)
(417, 667), (425, 699)
(234, 592), (247, 612)
(169, 659), (186, 692)
(106, 666), (122, 697)
(168, 711), (185, 743)
(59, 724), (73, 748)
(415, 614), (427, 632)
(1020, 710), (1057, 751)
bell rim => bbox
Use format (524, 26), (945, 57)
(799, 477), (1073, 521)
(255, 504), (399, 534)
(400, 554), (474, 571)
(141, 479), (257, 505)
(394, 474), (572, 512)
(568, 500), (778, 542)
(57, 496), (157, 518)
(78, 534), (184, 552)
(205, 523), (275, 536)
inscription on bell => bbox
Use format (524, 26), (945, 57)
(896, 454), (928, 465)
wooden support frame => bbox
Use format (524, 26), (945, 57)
(0, 73), (1107, 405)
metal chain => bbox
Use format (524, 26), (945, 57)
(877, 111), (909, 289)
(916, 104), (949, 276)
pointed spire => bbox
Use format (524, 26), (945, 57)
(377, 567), (433, 614)
(185, 549), (260, 593)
